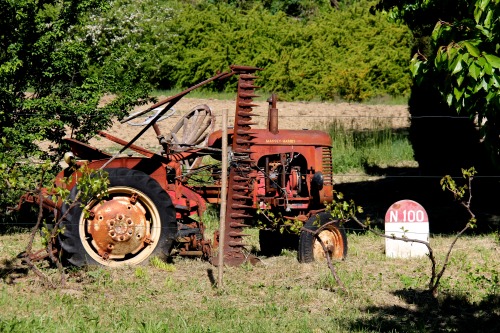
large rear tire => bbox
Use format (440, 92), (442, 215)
(298, 212), (348, 263)
(58, 168), (176, 267)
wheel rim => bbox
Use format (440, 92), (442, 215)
(312, 226), (345, 261)
(78, 186), (162, 267)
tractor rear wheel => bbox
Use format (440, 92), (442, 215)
(298, 212), (347, 263)
(58, 168), (176, 267)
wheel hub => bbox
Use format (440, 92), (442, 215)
(87, 195), (151, 258)
(313, 228), (344, 261)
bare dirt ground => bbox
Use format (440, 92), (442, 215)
(89, 97), (409, 152)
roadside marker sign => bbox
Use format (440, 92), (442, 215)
(384, 199), (429, 258)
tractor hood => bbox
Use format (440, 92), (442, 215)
(207, 129), (332, 147)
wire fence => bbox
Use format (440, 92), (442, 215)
(5, 110), (496, 223)
(11, 112), (472, 120)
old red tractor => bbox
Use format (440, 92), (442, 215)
(16, 65), (347, 267)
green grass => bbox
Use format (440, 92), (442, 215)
(363, 95), (409, 106)
(1, 231), (498, 333)
(324, 119), (416, 174)
(3, 96), (493, 332)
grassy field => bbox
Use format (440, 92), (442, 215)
(323, 119), (416, 174)
(1, 228), (498, 332)
(1, 101), (498, 332)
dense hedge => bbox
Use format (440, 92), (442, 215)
(94, 0), (413, 101)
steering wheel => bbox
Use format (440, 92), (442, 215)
(170, 104), (214, 150)
(126, 106), (176, 126)
(170, 104), (215, 172)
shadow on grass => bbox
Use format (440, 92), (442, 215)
(348, 288), (500, 333)
(0, 206), (38, 236)
(0, 258), (29, 284)
(336, 165), (500, 235)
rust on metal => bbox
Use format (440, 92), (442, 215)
(87, 195), (150, 259)
(267, 93), (279, 134)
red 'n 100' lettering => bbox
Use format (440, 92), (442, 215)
(389, 210), (425, 222)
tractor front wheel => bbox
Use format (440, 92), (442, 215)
(298, 212), (348, 263)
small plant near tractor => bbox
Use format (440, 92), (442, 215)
(323, 167), (479, 298)
(12, 65), (348, 277)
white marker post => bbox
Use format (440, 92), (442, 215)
(384, 199), (429, 258)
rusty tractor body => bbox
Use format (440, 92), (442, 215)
(16, 65), (347, 267)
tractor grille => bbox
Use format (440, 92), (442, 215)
(321, 147), (333, 186)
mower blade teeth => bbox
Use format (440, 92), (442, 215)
(228, 241), (249, 248)
(228, 231), (251, 237)
(231, 213), (253, 219)
(237, 112), (259, 117)
(240, 74), (259, 79)
(237, 121), (258, 126)
(239, 83), (260, 89)
(236, 130), (258, 135)
(239, 92), (260, 98)
(229, 222), (250, 228)
(238, 102), (259, 108)
(232, 195), (251, 200)
(221, 69), (261, 266)
(236, 139), (252, 145)
(231, 204), (253, 209)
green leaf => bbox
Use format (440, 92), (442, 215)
(452, 58), (463, 75)
(484, 8), (493, 28)
(469, 62), (482, 80)
(462, 52), (470, 64)
(462, 41), (481, 57)
(484, 61), (493, 75)
(478, 56), (487, 68)
(475, 24), (491, 38)
(454, 87), (464, 101)
(480, 0), (491, 11)
(481, 77), (489, 91)
(486, 90), (497, 102)
(474, 82), (483, 93)
(446, 93), (453, 106)
(410, 58), (421, 77)
(474, 5), (482, 23)
(435, 48), (447, 68)
(484, 53), (500, 69)
(491, 73), (500, 88)
(448, 47), (458, 68)
(431, 21), (443, 41)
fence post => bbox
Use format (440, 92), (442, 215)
(218, 109), (228, 288)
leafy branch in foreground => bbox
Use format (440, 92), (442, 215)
(327, 167), (478, 297)
(19, 165), (109, 288)
(0, 0), (154, 215)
